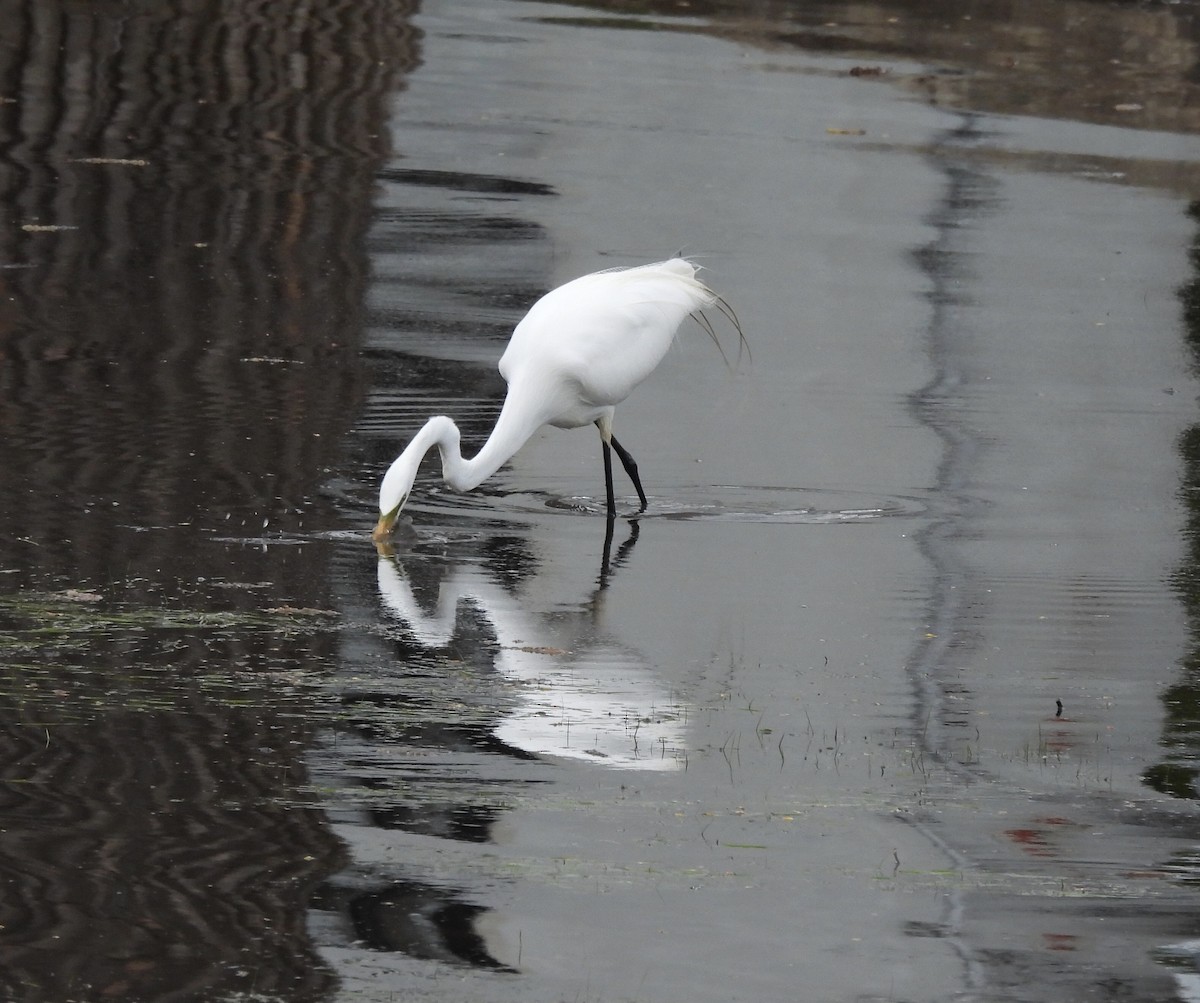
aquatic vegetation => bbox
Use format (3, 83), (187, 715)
(0, 589), (343, 720)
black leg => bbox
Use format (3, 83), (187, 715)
(601, 437), (616, 516)
(609, 433), (647, 512)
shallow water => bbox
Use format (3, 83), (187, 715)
(3, 1), (1200, 1000)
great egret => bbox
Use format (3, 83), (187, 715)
(373, 258), (742, 542)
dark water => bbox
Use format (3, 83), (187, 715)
(3, 1), (1200, 1000)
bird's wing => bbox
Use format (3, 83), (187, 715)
(500, 260), (714, 407)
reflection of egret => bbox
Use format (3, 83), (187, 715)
(376, 554), (686, 770)
(374, 258), (743, 540)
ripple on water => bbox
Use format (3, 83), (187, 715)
(402, 482), (927, 526)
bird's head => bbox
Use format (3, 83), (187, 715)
(372, 417), (460, 544)
(372, 450), (420, 543)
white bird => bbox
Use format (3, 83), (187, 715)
(373, 258), (742, 542)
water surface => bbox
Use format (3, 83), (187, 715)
(2, 1), (1200, 1000)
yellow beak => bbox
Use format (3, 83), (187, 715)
(372, 510), (397, 544)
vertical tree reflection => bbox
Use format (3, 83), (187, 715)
(1152, 201), (1200, 800)
(0, 1), (418, 999)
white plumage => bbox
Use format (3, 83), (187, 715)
(374, 258), (739, 541)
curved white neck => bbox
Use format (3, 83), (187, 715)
(420, 394), (546, 492)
